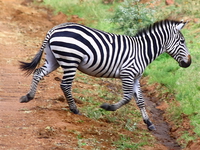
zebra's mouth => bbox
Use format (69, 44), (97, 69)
(179, 55), (191, 68)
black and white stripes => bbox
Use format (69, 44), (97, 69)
(20, 20), (191, 130)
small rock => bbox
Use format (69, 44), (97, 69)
(165, 0), (174, 5)
(54, 77), (62, 81)
(74, 98), (84, 104)
(57, 95), (65, 102)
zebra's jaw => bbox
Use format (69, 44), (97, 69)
(179, 54), (191, 68)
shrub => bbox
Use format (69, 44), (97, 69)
(111, 0), (156, 36)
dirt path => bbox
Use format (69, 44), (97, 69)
(0, 0), (199, 149)
(145, 97), (181, 149)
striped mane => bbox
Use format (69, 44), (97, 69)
(135, 19), (180, 37)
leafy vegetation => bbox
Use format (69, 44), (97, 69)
(111, 0), (156, 36)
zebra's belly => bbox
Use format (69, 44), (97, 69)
(77, 63), (120, 78)
(77, 54), (121, 78)
(77, 66), (101, 77)
(77, 65), (120, 78)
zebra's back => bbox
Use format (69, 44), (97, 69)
(48, 23), (134, 78)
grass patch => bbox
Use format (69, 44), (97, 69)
(72, 72), (154, 148)
(42, 0), (118, 30)
(114, 134), (150, 150)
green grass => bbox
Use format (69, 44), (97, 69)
(114, 134), (147, 149)
(43, 0), (117, 30)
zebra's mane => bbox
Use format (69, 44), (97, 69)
(135, 19), (180, 37)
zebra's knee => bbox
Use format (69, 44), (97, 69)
(34, 68), (42, 75)
(32, 68), (46, 81)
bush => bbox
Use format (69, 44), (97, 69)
(111, 0), (156, 36)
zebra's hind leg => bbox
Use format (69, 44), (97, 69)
(20, 46), (59, 103)
(20, 67), (47, 103)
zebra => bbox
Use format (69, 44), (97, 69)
(19, 20), (191, 131)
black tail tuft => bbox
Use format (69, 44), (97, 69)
(19, 50), (43, 76)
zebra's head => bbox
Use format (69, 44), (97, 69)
(165, 21), (191, 68)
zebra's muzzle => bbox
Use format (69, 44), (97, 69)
(179, 55), (191, 68)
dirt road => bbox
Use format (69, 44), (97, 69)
(0, 0), (199, 149)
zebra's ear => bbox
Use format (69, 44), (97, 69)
(176, 21), (188, 30)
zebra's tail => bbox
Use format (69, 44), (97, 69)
(19, 32), (51, 76)
(19, 49), (44, 76)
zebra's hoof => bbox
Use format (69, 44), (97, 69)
(70, 109), (80, 115)
(100, 103), (116, 111)
(148, 124), (156, 131)
(20, 95), (31, 103)
(144, 119), (156, 131)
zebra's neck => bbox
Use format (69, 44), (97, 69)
(132, 27), (167, 68)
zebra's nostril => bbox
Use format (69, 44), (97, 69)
(179, 54), (191, 68)
(180, 58), (191, 68)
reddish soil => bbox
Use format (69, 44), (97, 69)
(0, 0), (199, 149)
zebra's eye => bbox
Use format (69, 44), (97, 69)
(180, 39), (185, 43)
(180, 36), (185, 43)
(175, 41), (180, 47)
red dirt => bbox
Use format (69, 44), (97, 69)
(0, 0), (199, 149)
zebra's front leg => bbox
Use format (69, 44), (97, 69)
(133, 79), (156, 131)
(100, 77), (134, 111)
(20, 68), (46, 103)
(60, 81), (79, 114)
